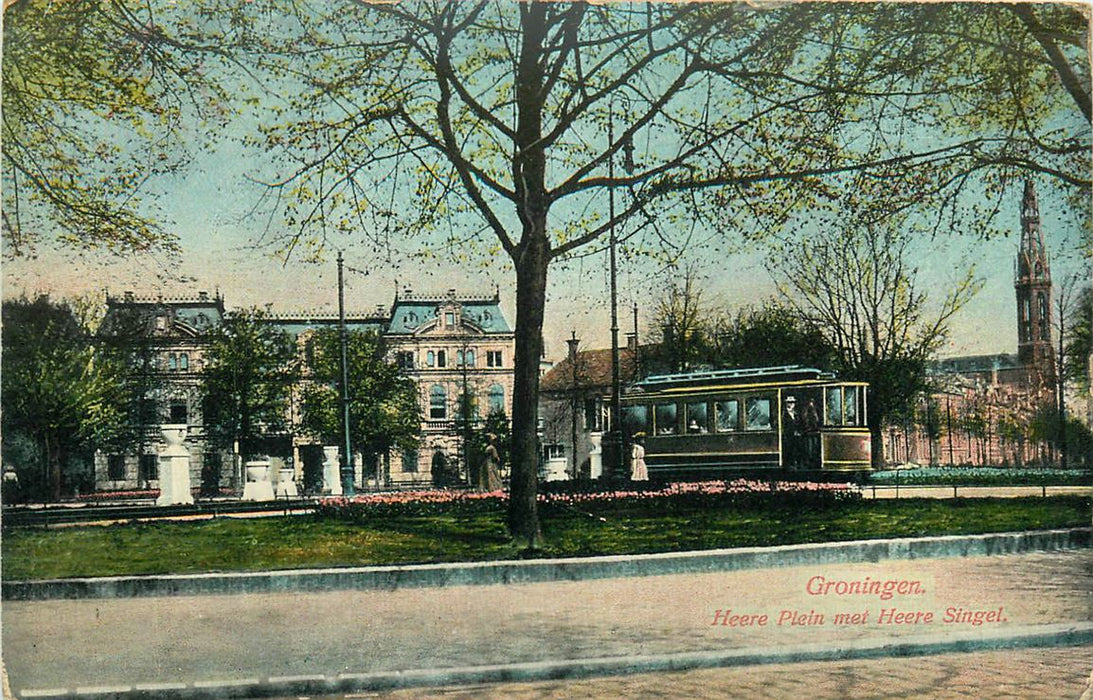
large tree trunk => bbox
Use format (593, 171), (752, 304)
(45, 431), (63, 501)
(508, 235), (549, 549)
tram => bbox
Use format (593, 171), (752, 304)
(620, 365), (871, 479)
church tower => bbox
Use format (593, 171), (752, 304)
(1014, 180), (1055, 379)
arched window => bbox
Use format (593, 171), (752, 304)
(179, 353), (189, 370)
(466, 349), (476, 367)
(489, 384), (505, 412)
(168, 354), (178, 370)
(430, 385), (447, 419)
(427, 350), (435, 367)
(457, 350), (465, 366)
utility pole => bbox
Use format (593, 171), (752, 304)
(337, 252), (355, 496)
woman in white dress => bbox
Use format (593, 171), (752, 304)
(630, 434), (648, 482)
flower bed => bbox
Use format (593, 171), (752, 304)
(74, 489), (159, 501)
(317, 479), (861, 521)
(867, 467), (1092, 487)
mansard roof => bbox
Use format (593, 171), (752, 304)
(387, 289), (511, 334)
(264, 311), (387, 339)
(100, 292), (224, 338)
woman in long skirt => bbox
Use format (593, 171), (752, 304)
(630, 434), (648, 481)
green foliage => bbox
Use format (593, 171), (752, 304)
(709, 301), (839, 372)
(1, 0), (230, 257)
(868, 467), (1091, 487)
(199, 308), (298, 456)
(1, 296), (130, 499)
(1065, 284), (1091, 391)
(298, 329), (420, 464)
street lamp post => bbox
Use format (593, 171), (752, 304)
(604, 99), (635, 485)
(337, 252), (356, 496)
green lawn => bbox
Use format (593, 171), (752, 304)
(3, 496), (1089, 580)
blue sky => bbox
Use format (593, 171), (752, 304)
(2, 3), (1088, 362)
(4, 165), (1085, 362)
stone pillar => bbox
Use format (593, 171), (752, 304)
(323, 446), (343, 496)
(157, 425), (194, 506)
(242, 458), (275, 502)
(588, 432), (603, 480)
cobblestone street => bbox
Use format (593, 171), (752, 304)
(327, 645), (1093, 699)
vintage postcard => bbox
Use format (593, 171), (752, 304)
(2, 1), (1090, 698)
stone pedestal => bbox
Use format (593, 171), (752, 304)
(543, 456), (569, 482)
(322, 446), (343, 496)
(275, 467), (299, 498)
(242, 459), (275, 502)
(157, 425), (194, 506)
(588, 432), (604, 480)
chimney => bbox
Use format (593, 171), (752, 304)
(123, 291), (135, 302)
(198, 291), (209, 301)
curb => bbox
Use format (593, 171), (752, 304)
(14, 622), (1093, 699)
(4, 528), (1089, 601)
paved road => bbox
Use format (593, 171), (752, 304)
(4, 550), (1090, 697)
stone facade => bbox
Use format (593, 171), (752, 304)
(94, 291), (225, 492)
(92, 287), (515, 493)
(383, 288), (515, 486)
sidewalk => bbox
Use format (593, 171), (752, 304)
(4, 550), (1090, 698)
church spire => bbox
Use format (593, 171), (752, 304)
(1014, 180), (1054, 378)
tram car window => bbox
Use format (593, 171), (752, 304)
(686, 402), (708, 433)
(714, 399), (740, 432)
(655, 402), (677, 434)
(621, 366), (872, 477)
(745, 396), (772, 431)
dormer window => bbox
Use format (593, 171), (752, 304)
(156, 315), (168, 331)
(445, 312), (455, 328)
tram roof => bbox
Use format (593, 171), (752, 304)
(634, 365), (837, 389)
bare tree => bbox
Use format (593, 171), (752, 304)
(768, 223), (981, 468)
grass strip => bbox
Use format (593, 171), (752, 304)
(2, 496), (1089, 581)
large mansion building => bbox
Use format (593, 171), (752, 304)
(94, 287), (514, 493)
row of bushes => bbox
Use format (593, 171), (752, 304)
(315, 479), (862, 521)
(867, 467), (1092, 487)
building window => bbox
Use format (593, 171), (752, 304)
(490, 384), (505, 413)
(107, 454), (126, 481)
(397, 351), (415, 370)
(169, 399), (188, 424)
(445, 312), (455, 328)
(456, 391), (477, 420)
(179, 353), (189, 370)
(487, 350), (503, 367)
(402, 446), (418, 473)
(139, 454), (158, 482)
(427, 351), (435, 367)
(583, 398), (600, 431)
(168, 354), (178, 370)
(429, 385), (447, 419)
(457, 350), (465, 366)
(465, 349), (475, 367)
(437, 350), (447, 368)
